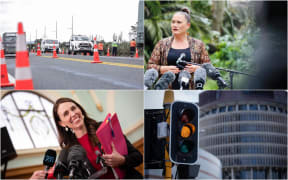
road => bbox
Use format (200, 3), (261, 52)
(3, 53), (144, 89)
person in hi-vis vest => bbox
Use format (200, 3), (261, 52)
(98, 41), (104, 56)
(130, 39), (136, 57)
(112, 40), (118, 56)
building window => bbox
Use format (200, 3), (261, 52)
(270, 105), (276, 112)
(277, 107), (283, 113)
(249, 104), (258, 111)
(239, 104), (247, 111)
(211, 108), (217, 114)
(219, 106), (226, 113)
(260, 105), (268, 111)
(228, 105), (236, 112)
(0, 91), (59, 150)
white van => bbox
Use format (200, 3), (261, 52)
(41, 39), (60, 53)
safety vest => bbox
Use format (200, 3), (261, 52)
(98, 43), (103, 50)
(130, 40), (136, 47)
(112, 42), (118, 47)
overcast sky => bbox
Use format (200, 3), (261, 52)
(0, 0), (139, 42)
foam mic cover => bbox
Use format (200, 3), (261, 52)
(178, 70), (191, 89)
(53, 148), (69, 179)
(67, 145), (96, 179)
(202, 63), (227, 88)
(202, 63), (220, 80)
(193, 67), (206, 90)
(144, 68), (159, 89)
(154, 71), (176, 90)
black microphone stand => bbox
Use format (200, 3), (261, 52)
(177, 59), (256, 89)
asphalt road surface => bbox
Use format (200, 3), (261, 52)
(3, 53), (144, 89)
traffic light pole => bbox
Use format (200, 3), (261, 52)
(177, 164), (200, 179)
(163, 90), (174, 179)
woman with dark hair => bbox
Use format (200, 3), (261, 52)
(31, 97), (143, 179)
(147, 7), (211, 89)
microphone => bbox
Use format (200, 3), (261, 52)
(43, 149), (56, 179)
(154, 71), (176, 90)
(177, 53), (186, 61)
(53, 149), (69, 179)
(176, 53), (187, 70)
(144, 68), (158, 89)
(67, 145), (95, 179)
(178, 70), (191, 90)
(202, 63), (227, 88)
(193, 67), (206, 90)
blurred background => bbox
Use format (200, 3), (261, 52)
(0, 90), (144, 178)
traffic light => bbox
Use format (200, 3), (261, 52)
(169, 101), (198, 164)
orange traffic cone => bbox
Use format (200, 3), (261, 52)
(107, 47), (110, 56)
(15, 22), (33, 90)
(91, 40), (102, 63)
(0, 36), (14, 87)
(87, 52), (90, 56)
(134, 48), (139, 58)
(62, 48), (64, 54)
(36, 43), (41, 56)
(52, 42), (58, 58)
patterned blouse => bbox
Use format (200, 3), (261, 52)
(148, 36), (210, 70)
(147, 36), (211, 89)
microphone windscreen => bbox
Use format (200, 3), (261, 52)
(178, 70), (191, 85)
(144, 68), (159, 88)
(202, 63), (220, 79)
(43, 149), (57, 167)
(154, 71), (176, 90)
(194, 67), (207, 84)
(57, 148), (69, 164)
(67, 145), (86, 162)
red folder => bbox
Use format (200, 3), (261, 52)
(96, 113), (128, 155)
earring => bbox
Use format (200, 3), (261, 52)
(65, 126), (69, 132)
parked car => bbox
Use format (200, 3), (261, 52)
(41, 39), (60, 53)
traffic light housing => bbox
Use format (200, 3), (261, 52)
(169, 101), (198, 164)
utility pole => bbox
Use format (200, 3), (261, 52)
(56, 21), (58, 39)
(72, 16), (73, 37)
(44, 26), (46, 39)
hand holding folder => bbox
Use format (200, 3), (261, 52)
(96, 113), (128, 155)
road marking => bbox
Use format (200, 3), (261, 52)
(41, 56), (143, 69)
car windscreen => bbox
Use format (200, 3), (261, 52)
(74, 36), (89, 41)
(3, 34), (16, 42)
(45, 40), (58, 44)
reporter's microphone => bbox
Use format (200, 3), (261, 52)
(43, 149), (56, 179)
(144, 68), (159, 89)
(178, 70), (191, 90)
(53, 148), (69, 179)
(193, 67), (206, 90)
(177, 53), (186, 61)
(154, 71), (176, 90)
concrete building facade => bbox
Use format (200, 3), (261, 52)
(199, 91), (287, 179)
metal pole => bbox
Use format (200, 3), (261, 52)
(44, 26), (46, 39)
(56, 21), (57, 39)
(72, 16), (73, 36)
